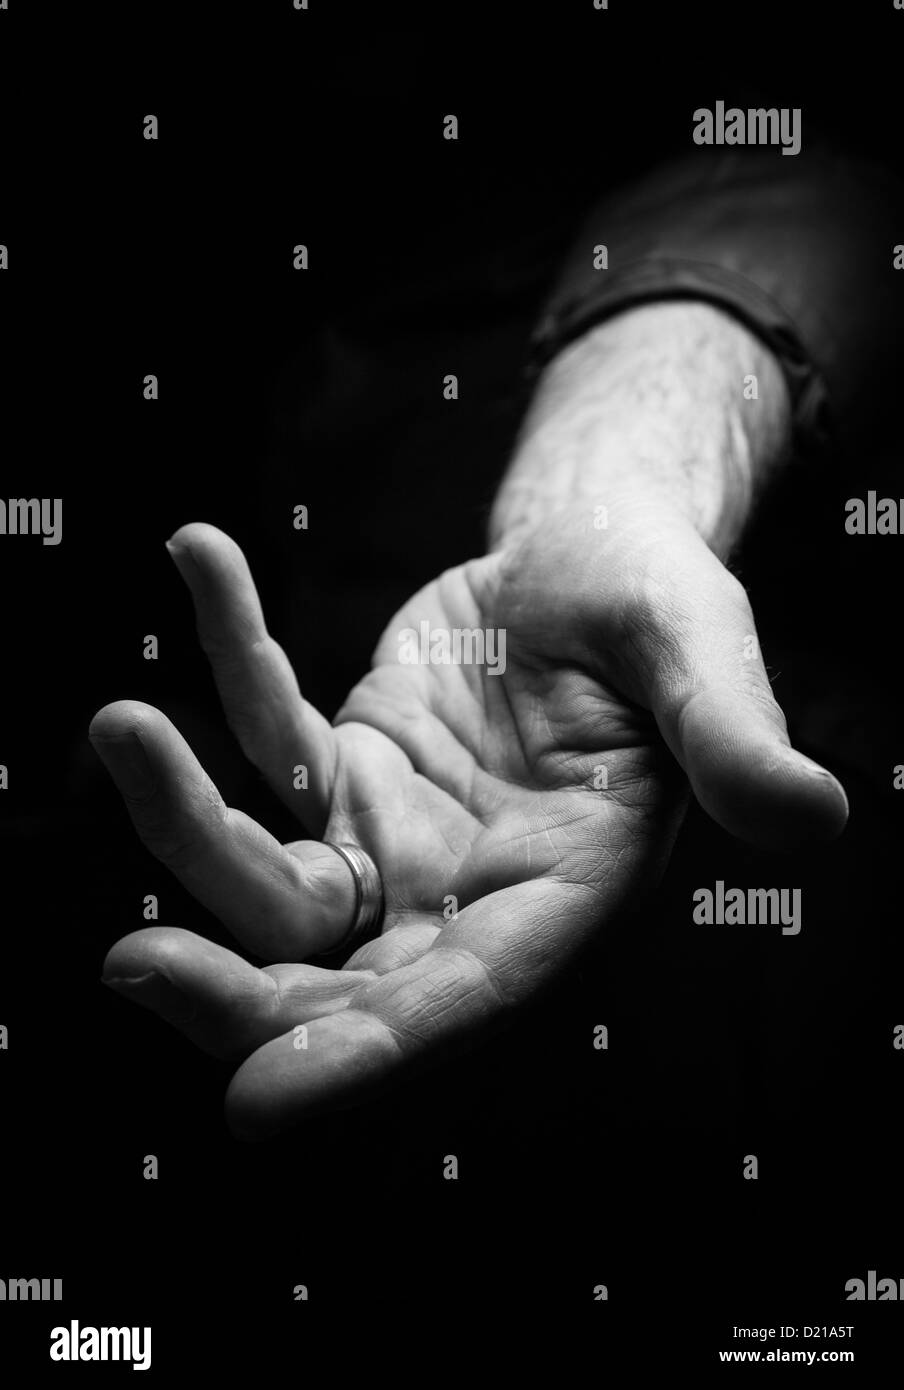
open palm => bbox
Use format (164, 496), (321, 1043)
(91, 510), (846, 1137)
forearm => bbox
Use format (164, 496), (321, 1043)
(490, 301), (791, 559)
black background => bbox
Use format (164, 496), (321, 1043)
(1, 0), (903, 1373)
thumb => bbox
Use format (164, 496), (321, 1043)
(622, 536), (848, 849)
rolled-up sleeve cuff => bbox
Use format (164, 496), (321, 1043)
(527, 254), (830, 454)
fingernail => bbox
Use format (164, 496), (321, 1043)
(797, 752), (845, 787)
(796, 754), (849, 813)
(102, 973), (198, 1026)
(165, 540), (200, 589)
(795, 753), (833, 779)
(91, 733), (155, 799)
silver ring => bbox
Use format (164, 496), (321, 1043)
(325, 841), (385, 949)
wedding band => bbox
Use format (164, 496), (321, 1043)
(325, 841), (385, 949)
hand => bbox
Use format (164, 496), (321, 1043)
(90, 508), (847, 1138)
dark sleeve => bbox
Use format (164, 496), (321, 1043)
(528, 147), (904, 454)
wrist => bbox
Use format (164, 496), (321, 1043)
(490, 301), (791, 560)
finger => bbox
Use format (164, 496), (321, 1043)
(225, 877), (603, 1138)
(102, 928), (374, 1059)
(342, 922), (441, 973)
(89, 700), (355, 959)
(166, 522), (336, 834)
(615, 536), (849, 849)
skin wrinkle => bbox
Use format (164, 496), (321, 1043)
(358, 957), (503, 1050)
(496, 659), (535, 783)
(526, 670), (650, 757)
(337, 682), (493, 816)
(429, 946), (512, 1010)
(356, 973), (454, 1050)
(145, 816), (213, 875)
(344, 591), (631, 822)
(341, 927), (440, 975)
(401, 782), (476, 879)
(334, 1006), (409, 1064)
(285, 848), (344, 911)
(256, 964), (283, 1019)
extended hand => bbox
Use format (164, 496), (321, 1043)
(90, 508), (846, 1137)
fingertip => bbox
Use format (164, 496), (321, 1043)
(694, 748), (850, 850)
(102, 926), (194, 981)
(676, 688), (849, 849)
(166, 522), (246, 581)
(166, 521), (229, 554)
(165, 531), (203, 592)
(88, 699), (159, 745)
(780, 753), (849, 845)
(101, 928), (199, 1026)
(224, 1012), (392, 1139)
(224, 1056), (285, 1142)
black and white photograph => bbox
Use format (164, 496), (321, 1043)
(1, 0), (903, 1374)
